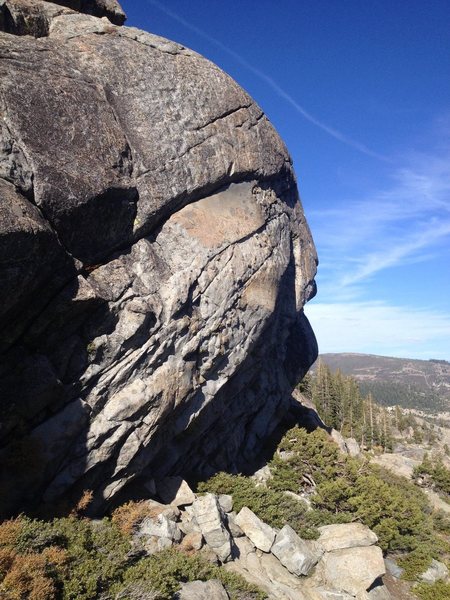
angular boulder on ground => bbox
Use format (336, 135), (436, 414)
(419, 559), (449, 584)
(137, 513), (182, 554)
(367, 582), (393, 600)
(224, 512), (244, 538)
(218, 494), (233, 514)
(175, 579), (229, 600)
(271, 524), (321, 576)
(345, 438), (361, 457)
(384, 558), (404, 579)
(0, 0), (317, 517)
(225, 536), (307, 600)
(319, 546), (385, 595)
(192, 494), (232, 563)
(234, 506), (276, 552)
(179, 507), (201, 536)
(180, 531), (203, 552)
(317, 523), (378, 552)
(156, 477), (196, 507)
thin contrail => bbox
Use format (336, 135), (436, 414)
(144, 0), (390, 163)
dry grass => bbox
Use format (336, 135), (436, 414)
(111, 500), (161, 535)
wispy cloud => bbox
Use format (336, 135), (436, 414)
(306, 301), (450, 360)
(340, 219), (450, 286)
(144, 0), (389, 162)
(310, 149), (450, 289)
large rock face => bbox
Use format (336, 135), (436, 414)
(0, 0), (318, 515)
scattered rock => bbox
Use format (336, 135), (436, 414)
(193, 494), (232, 563)
(284, 490), (310, 506)
(330, 430), (348, 453)
(180, 531), (203, 552)
(309, 588), (355, 600)
(179, 509), (201, 535)
(175, 579), (229, 600)
(143, 499), (181, 522)
(319, 546), (385, 595)
(317, 523), (378, 552)
(384, 558), (404, 579)
(137, 513), (182, 553)
(225, 536), (306, 600)
(367, 582), (393, 600)
(271, 524), (321, 576)
(234, 506), (276, 552)
(218, 494), (233, 513)
(156, 477), (196, 507)
(345, 438), (361, 457)
(423, 489), (450, 514)
(277, 450), (296, 461)
(419, 559), (449, 584)
(225, 512), (244, 538)
(371, 454), (420, 480)
(252, 465), (272, 486)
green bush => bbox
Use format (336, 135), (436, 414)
(415, 580), (450, 600)
(0, 514), (266, 600)
(0, 515), (132, 600)
(414, 455), (450, 498)
(433, 510), (450, 534)
(398, 545), (434, 581)
(197, 472), (319, 539)
(269, 427), (434, 552)
(113, 548), (266, 600)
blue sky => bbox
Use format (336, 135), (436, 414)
(120, 0), (450, 361)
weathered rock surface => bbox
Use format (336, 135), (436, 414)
(0, 0), (317, 516)
(419, 559), (449, 584)
(371, 453), (421, 480)
(318, 546), (385, 595)
(225, 535), (308, 600)
(175, 579), (229, 600)
(192, 494), (233, 563)
(366, 582), (393, 600)
(156, 476), (196, 507)
(218, 494), (233, 514)
(317, 523), (378, 552)
(384, 558), (404, 580)
(105, 487), (392, 600)
(271, 524), (321, 576)
(345, 438), (361, 457)
(234, 506), (276, 552)
(179, 530), (203, 552)
(0, 0), (126, 35)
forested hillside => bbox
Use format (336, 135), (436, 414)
(314, 354), (450, 413)
(301, 361), (441, 450)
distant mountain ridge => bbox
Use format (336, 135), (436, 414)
(314, 353), (450, 413)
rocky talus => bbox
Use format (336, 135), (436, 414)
(0, 0), (317, 515)
(120, 476), (391, 600)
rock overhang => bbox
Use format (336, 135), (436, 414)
(0, 0), (318, 516)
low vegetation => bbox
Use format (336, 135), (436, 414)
(0, 514), (264, 600)
(202, 428), (436, 552)
(198, 472), (320, 540)
(201, 425), (450, 596)
(1, 365), (449, 599)
(414, 581), (450, 600)
(413, 454), (450, 499)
